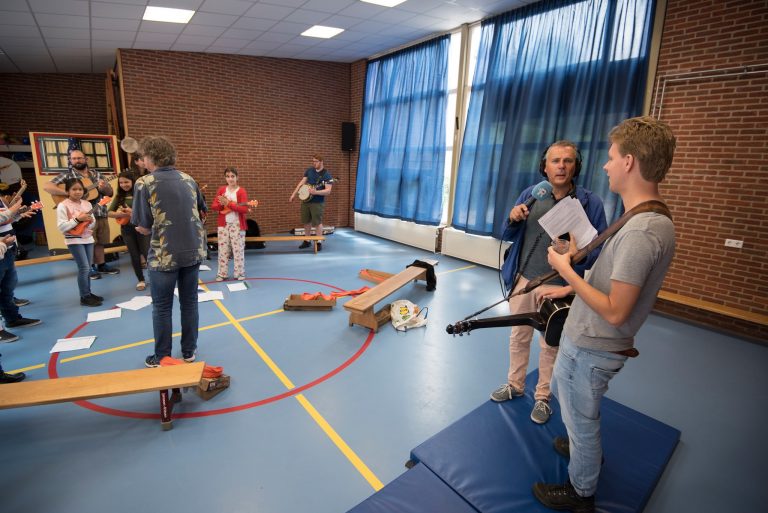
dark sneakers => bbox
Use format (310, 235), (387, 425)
(13, 297), (30, 307)
(0, 371), (25, 384)
(90, 293), (104, 302)
(0, 330), (19, 343)
(6, 317), (41, 328)
(80, 295), (103, 307)
(532, 481), (595, 513)
(554, 436), (570, 458)
(145, 355), (161, 368)
(317, 242), (322, 251)
(298, 241), (311, 249)
(552, 436), (603, 464)
(97, 264), (120, 275)
(182, 351), (196, 363)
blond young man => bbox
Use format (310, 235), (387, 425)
(533, 117), (677, 512)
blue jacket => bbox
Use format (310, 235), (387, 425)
(500, 184), (608, 290)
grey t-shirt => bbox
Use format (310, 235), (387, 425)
(564, 212), (675, 351)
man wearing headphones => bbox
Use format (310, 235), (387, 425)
(491, 140), (607, 424)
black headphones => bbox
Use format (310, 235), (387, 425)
(539, 142), (582, 178)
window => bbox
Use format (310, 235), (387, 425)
(36, 136), (115, 175)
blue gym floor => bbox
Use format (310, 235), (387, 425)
(1, 228), (765, 513)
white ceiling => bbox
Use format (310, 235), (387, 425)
(0, 0), (535, 73)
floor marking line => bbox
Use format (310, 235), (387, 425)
(60, 338), (154, 362)
(35, 278), (384, 493)
(200, 284), (295, 389)
(10, 312), (281, 373)
(13, 363), (45, 373)
(437, 264), (476, 275)
(59, 320), (233, 363)
(295, 393), (384, 491)
(200, 283), (381, 491)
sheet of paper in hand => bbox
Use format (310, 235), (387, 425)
(537, 196), (597, 249)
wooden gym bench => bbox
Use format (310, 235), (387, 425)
(344, 264), (434, 332)
(16, 245), (128, 268)
(0, 362), (205, 431)
(208, 235), (325, 253)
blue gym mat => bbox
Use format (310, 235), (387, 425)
(347, 462), (478, 513)
(349, 371), (679, 513)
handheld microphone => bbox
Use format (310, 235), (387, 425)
(523, 180), (553, 208)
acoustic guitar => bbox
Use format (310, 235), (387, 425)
(52, 176), (100, 206)
(446, 296), (573, 347)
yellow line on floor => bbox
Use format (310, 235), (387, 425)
(60, 320), (232, 363)
(296, 393), (384, 491)
(12, 284), (384, 490)
(13, 363), (45, 373)
(10, 311), (281, 372)
(437, 264), (476, 275)
(207, 295), (295, 390)
(202, 285), (383, 491)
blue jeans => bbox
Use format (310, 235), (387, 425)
(148, 264), (199, 358)
(68, 243), (94, 298)
(552, 334), (627, 497)
(0, 249), (19, 323)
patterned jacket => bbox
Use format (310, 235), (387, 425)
(132, 166), (207, 271)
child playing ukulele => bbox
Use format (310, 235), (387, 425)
(56, 178), (102, 307)
(211, 167), (255, 281)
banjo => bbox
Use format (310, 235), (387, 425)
(298, 178), (338, 202)
(446, 296), (573, 347)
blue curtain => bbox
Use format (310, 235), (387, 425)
(354, 36), (449, 225)
(452, 0), (656, 237)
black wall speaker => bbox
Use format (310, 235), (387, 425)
(341, 122), (356, 151)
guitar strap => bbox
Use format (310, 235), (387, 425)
(514, 200), (673, 297)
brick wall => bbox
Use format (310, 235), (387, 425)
(0, 74), (107, 139)
(118, 50), (354, 235)
(0, 73), (107, 199)
(653, 0), (768, 340)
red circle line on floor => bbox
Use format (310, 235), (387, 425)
(46, 277), (375, 420)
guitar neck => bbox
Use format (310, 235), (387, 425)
(448, 313), (544, 334)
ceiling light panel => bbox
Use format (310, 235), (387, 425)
(143, 6), (196, 24)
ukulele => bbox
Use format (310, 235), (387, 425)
(8, 179), (26, 207)
(17, 200), (43, 216)
(66, 196), (112, 236)
(2, 200), (43, 222)
(446, 296), (573, 347)
(220, 199), (259, 215)
(115, 207), (131, 226)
